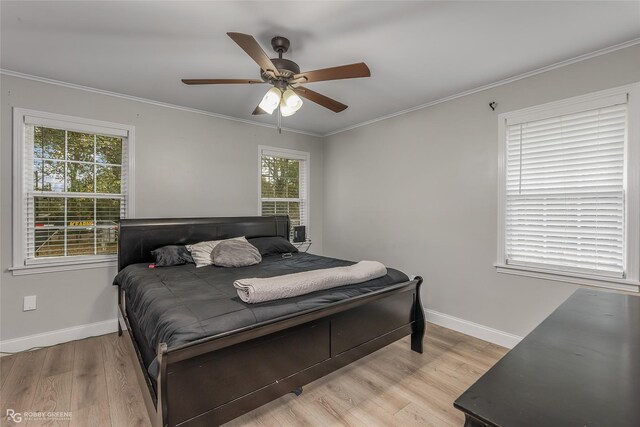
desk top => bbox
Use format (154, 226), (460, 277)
(454, 288), (640, 427)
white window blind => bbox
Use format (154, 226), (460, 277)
(259, 147), (309, 238)
(505, 101), (627, 277)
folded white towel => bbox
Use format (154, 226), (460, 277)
(234, 261), (387, 304)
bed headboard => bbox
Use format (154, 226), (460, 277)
(118, 216), (290, 270)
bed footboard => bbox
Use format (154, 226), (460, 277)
(119, 277), (424, 427)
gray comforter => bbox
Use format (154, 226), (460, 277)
(114, 252), (409, 356)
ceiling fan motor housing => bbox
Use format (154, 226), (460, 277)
(270, 58), (300, 77)
(263, 36), (300, 79)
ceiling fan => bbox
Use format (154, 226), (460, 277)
(182, 32), (370, 128)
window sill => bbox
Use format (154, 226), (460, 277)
(494, 263), (639, 293)
(9, 258), (117, 276)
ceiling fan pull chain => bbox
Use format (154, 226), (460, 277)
(278, 106), (282, 134)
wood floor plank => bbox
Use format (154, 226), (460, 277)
(0, 348), (48, 426)
(363, 357), (466, 421)
(0, 355), (17, 390)
(269, 398), (317, 427)
(348, 383), (412, 426)
(303, 396), (359, 426)
(325, 371), (381, 410)
(223, 399), (282, 427)
(100, 334), (151, 427)
(41, 343), (75, 378)
(393, 401), (461, 427)
(68, 403), (110, 427)
(69, 337), (110, 427)
(26, 372), (73, 427)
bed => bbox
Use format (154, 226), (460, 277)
(115, 216), (425, 427)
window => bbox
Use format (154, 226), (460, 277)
(12, 109), (134, 274)
(259, 146), (309, 238)
(496, 84), (640, 292)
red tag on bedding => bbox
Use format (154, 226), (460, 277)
(149, 264), (156, 268)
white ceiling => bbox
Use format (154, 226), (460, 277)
(1, 1), (639, 135)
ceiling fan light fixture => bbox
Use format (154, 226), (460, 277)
(280, 101), (297, 117)
(259, 87), (282, 114)
(282, 89), (303, 111)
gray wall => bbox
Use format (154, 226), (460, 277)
(322, 44), (640, 338)
(0, 74), (324, 341)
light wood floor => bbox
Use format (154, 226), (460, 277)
(0, 323), (507, 427)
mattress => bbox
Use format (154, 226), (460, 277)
(114, 252), (409, 373)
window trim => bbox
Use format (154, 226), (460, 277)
(496, 83), (640, 292)
(11, 108), (135, 275)
(258, 145), (310, 238)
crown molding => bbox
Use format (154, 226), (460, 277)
(0, 69), (323, 138)
(324, 37), (640, 137)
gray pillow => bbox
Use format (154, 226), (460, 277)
(212, 239), (262, 268)
(186, 236), (246, 268)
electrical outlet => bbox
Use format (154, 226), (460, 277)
(23, 295), (36, 311)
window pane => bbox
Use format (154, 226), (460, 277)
(261, 156), (300, 198)
(34, 197), (65, 227)
(286, 161), (299, 179)
(96, 165), (121, 193)
(274, 177), (287, 198)
(287, 177), (299, 198)
(67, 198), (94, 227)
(33, 160), (65, 192)
(261, 156), (275, 198)
(96, 227), (118, 255)
(67, 163), (94, 193)
(96, 135), (122, 165)
(66, 229), (95, 256)
(96, 198), (120, 225)
(34, 127), (65, 160)
(261, 177), (273, 198)
(67, 131), (94, 162)
(34, 228), (65, 258)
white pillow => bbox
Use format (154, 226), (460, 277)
(186, 236), (246, 268)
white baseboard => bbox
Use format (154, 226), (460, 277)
(0, 318), (118, 355)
(425, 308), (523, 349)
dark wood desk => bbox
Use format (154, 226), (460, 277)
(454, 288), (640, 427)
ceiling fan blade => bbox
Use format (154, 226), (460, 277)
(182, 79), (264, 85)
(292, 87), (348, 113)
(293, 62), (370, 83)
(252, 105), (267, 115)
(227, 32), (281, 76)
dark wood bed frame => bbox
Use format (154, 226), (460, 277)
(116, 216), (425, 427)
